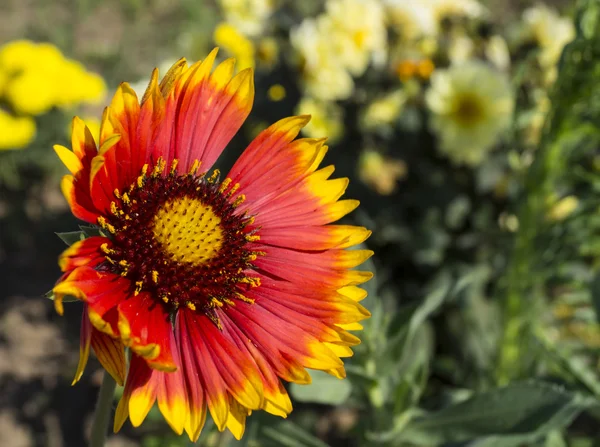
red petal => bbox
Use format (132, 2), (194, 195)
(220, 314), (292, 418)
(178, 309), (229, 431)
(227, 116), (311, 192)
(258, 225), (371, 251)
(166, 52), (254, 173)
(58, 236), (108, 273)
(225, 304), (311, 384)
(99, 83), (142, 189)
(114, 354), (158, 430)
(72, 307), (93, 385)
(53, 266), (128, 336)
(186, 310), (263, 410)
(60, 175), (100, 223)
(156, 336), (188, 435)
(91, 324), (126, 386)
(175, 312), (208, 441)
(228, 302), (345, 379)
(117, 293), (176, 371)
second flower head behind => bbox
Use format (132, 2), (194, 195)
(425, 61), (514, 166)
(52, 48), (372, 441)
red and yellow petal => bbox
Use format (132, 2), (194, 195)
(115, 340), (193, 439)
(180, 308), (265, 431)
(221, 314), (293, 418)
(115, 354), (158, 431)
(117, 293), (176, 372)
(99, 82), (141, 181)
(156, 337), (188, 434)
(259, 225), (371, 251)
(55, 118), (104, 223)
(54, 117), (97, 175)
(175, 312), (208, 441)
(71, 116), (98, 164)
(72, 306), (126, 386)
(115, 352), (188, 433)
(53, 266), (128, 337)
(58, 236), (108, 273)
(59, 175), (101, 224)
(136, 69), (167, 172)
(72, 306), (93, 385)
(227, 302), (343, 383)
(164, 50), (254, 174)
(178, 309), (229, 431)
(189, 310), (264, 410)
(226, 398), (251, 440)
(227, 116), (313, 205)
(90, 324), (126, 386)
(257, 276), (369, 325)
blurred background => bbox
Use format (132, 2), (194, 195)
(3, 0), (600, 446)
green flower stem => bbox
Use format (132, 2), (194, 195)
(90, 371), (117, 447)
(498, 0), (600, 383)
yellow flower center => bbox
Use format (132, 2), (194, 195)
(96, 158), (263, 319)
(353, 30), (367, 48)
(153, 196), (223, 266)
(454, 94), (485, 126)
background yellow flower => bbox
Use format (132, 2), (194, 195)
(0, 109), (36, 150)
(426, 62), (514, 166)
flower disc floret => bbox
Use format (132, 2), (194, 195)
(98, 158), (261, 316)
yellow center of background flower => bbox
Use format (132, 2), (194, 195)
(454, 94), (485, 126)
(153, 196), (223, 266)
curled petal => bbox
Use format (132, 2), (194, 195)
(117, 293), (176, 371)
(58, 236), (108, 273)
(114, 354), (158, 431)
(72, 305), (126, 386)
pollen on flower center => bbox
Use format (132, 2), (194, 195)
(153, 196), (224, 266)
(97, 158), (262, 316)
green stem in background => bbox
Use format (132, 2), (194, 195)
(90, 372), (117, 447)
(497, 0), (600, 384)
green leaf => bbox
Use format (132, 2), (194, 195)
(590, 273), (600, 325)
(80, 225), (105, 238)
(383, 272), (451, 374)
(399, 382), (594, 445)
(536, 327), (600, 398)
(260, 420), (330, 447)
(56, 230), (86, 246)
(290, 370), (352, 405)
(44, 289), (79, 303)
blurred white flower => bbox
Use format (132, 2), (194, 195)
(424, 0), (486, 34)
(521, 4), (575, 69)
(485, 35), (511, 71)
(426, 0), (486, 20)
(325, 0), (388, 76)
(218, 0), (273, 37)
(361, 89), (406, 131)
(296, 96), (344, 143)
(291, 0), (388, 99)
(425, 62), (514, 166)
(359, 150), (407, 195)
(383, 1), (437, 41)
(448, 34), (511, 70)
(448, 34), (475, 65)
(291, 17), (355, 101)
